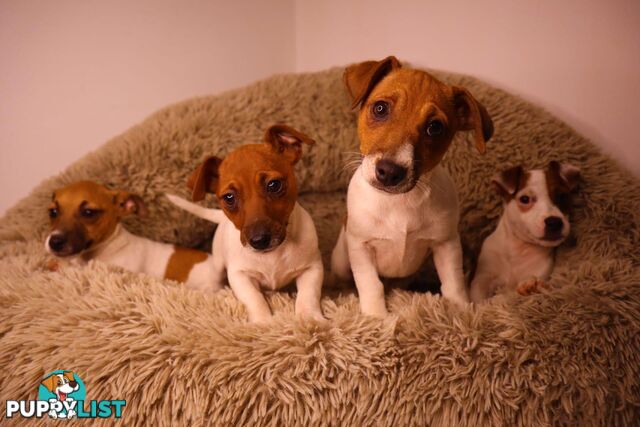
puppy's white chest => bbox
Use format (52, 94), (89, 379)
(244, 250), (306, 290)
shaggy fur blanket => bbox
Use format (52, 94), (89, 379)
(1, 67), (639, 426)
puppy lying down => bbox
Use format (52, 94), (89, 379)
(470, 161), (580, 302)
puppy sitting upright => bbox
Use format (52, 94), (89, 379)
(331, 56), (494, 316)
(46, 181), (218, 290)
(166, 124), (325, 323)
(469, 161), (580, 302)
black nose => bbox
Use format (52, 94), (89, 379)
(375, 159), (408, 187)
(48, 234), (67, 252)
(544, 216), (564, 233)
(69, 381), (78, 388)
(249, 233), (272, 250)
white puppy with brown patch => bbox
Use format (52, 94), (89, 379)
(470, 161), (580, 302)
(330, 56), (494, 316)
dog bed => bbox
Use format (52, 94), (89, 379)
(0, 66), (638, 426)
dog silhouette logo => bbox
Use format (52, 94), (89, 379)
(38, 370), (86, 419)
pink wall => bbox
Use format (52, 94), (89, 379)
(2, 0), (638, 214)
(295, 0), (640, 176)
(0, 0), (294, 214)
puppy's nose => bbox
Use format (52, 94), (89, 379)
(249, 233), (272, 250)
(48, 234), (67, 252)
(544, 216), (564, 233)
(375, 159), (407, 187)
(69, 380), (78, 389)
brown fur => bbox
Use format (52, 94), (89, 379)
(546, 161), (580, 214)
(492, 166), (531, 201)
(164, 245), (208, 282)
(187, 124), (314, 246)
(49, 181), (146, 257)
(344, 56), (493, 178)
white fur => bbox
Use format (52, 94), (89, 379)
(331, 164), (468, 316)
(470, 169), (570, 302)
(46, 224), (219, 290)
(167, 194), (325, 323)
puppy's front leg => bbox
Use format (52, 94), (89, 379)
(433, 235), (469, 306)
(295, 261), (325, 321)
(227, 271), (272, 323)
(348, 240), (388, 317)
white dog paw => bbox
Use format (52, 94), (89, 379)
(297, 308), (326, 322)
(67, 409), (77, 419)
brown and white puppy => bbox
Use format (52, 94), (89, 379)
(41, 371), (79, 419)
(46, 181), (218, 290)
(470, 161), (580, 302)
(331, 56), (494, 316)
(166, 124), (325, 323)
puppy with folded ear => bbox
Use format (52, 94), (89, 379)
(331, 56), (494, 316)
(470, 161), (580, 302)
(46, 180), (219, 290)
(166, 124), (325, 323)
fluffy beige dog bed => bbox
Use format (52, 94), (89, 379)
(1, 67), (639, 426)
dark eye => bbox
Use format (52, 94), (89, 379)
(519, 195), (530, 204)
(222, 193), (236, 207)
(49, 208), (58, 219)
(266, 179), (284, 194)
(81, 208), (99, 218)
(371, 101), (390, 119)
(426, 120), (444, 137)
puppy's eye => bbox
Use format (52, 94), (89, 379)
(49, 208), (58, 219)
(81, 208), (100, 219)
(426, 120), (444, 137)
(519, 195), (530, 204)
(222, 193), (236, 207)
(371, 101), (390, 119)
(266, 179), (284, 194)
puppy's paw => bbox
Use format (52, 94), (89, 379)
(516, 278), (548, 296)
(297, 308), (326, 323)
(44, 258), (60, 272)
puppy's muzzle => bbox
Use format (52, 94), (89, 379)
(244, 221), (285, 252)
(375, 159), (408, 188)
(543, 216), (564, 241)
(47, 230), (92, 257)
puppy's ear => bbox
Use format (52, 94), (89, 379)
(492, 166), (524, 199)
(187, 156), (223, 201)
(452, 86), (494, 154)
(264, 124), (315, 164)
(63, 372), (75, 382)
(41, 375), (58, 393)
(344, 56), (401, 109)
(549, 161), (580, 191)
(115, 191), (148, 217)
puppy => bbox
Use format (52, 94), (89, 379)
(41, 371), (79, 419)
(46, 181), (218, 290)
(331, 56), (494, 316)
(469, 161), (580, 302)
(166, 124), (325, 323)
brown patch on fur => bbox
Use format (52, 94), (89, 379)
(48, 181), (145, 257)
(344, 57), (493, 177)
(186, 125), (314, 246)
(164, 246), (208, 283)
(546, 162), (579, 214)
(492, 166), (530, 201)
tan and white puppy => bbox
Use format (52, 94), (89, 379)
(470, 161), (580, 302)
(331, 56), (494, 316)
(46, 181), (217, 290)
(166, 124), (325, 323)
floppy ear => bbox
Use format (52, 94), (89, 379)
(115, 191), (148, 217)
(452, 86), (494, 154)
(492, 165), (524, 199)
(264, 124), (315, 164)
(549, 161), (580, 191)
(63, 372), (75, 382)
(187, 156), (223, 201)
(41, 375), (58, 393)
(343, 56), (401, 109)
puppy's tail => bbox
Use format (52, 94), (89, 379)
(165, 194), (225, 224)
